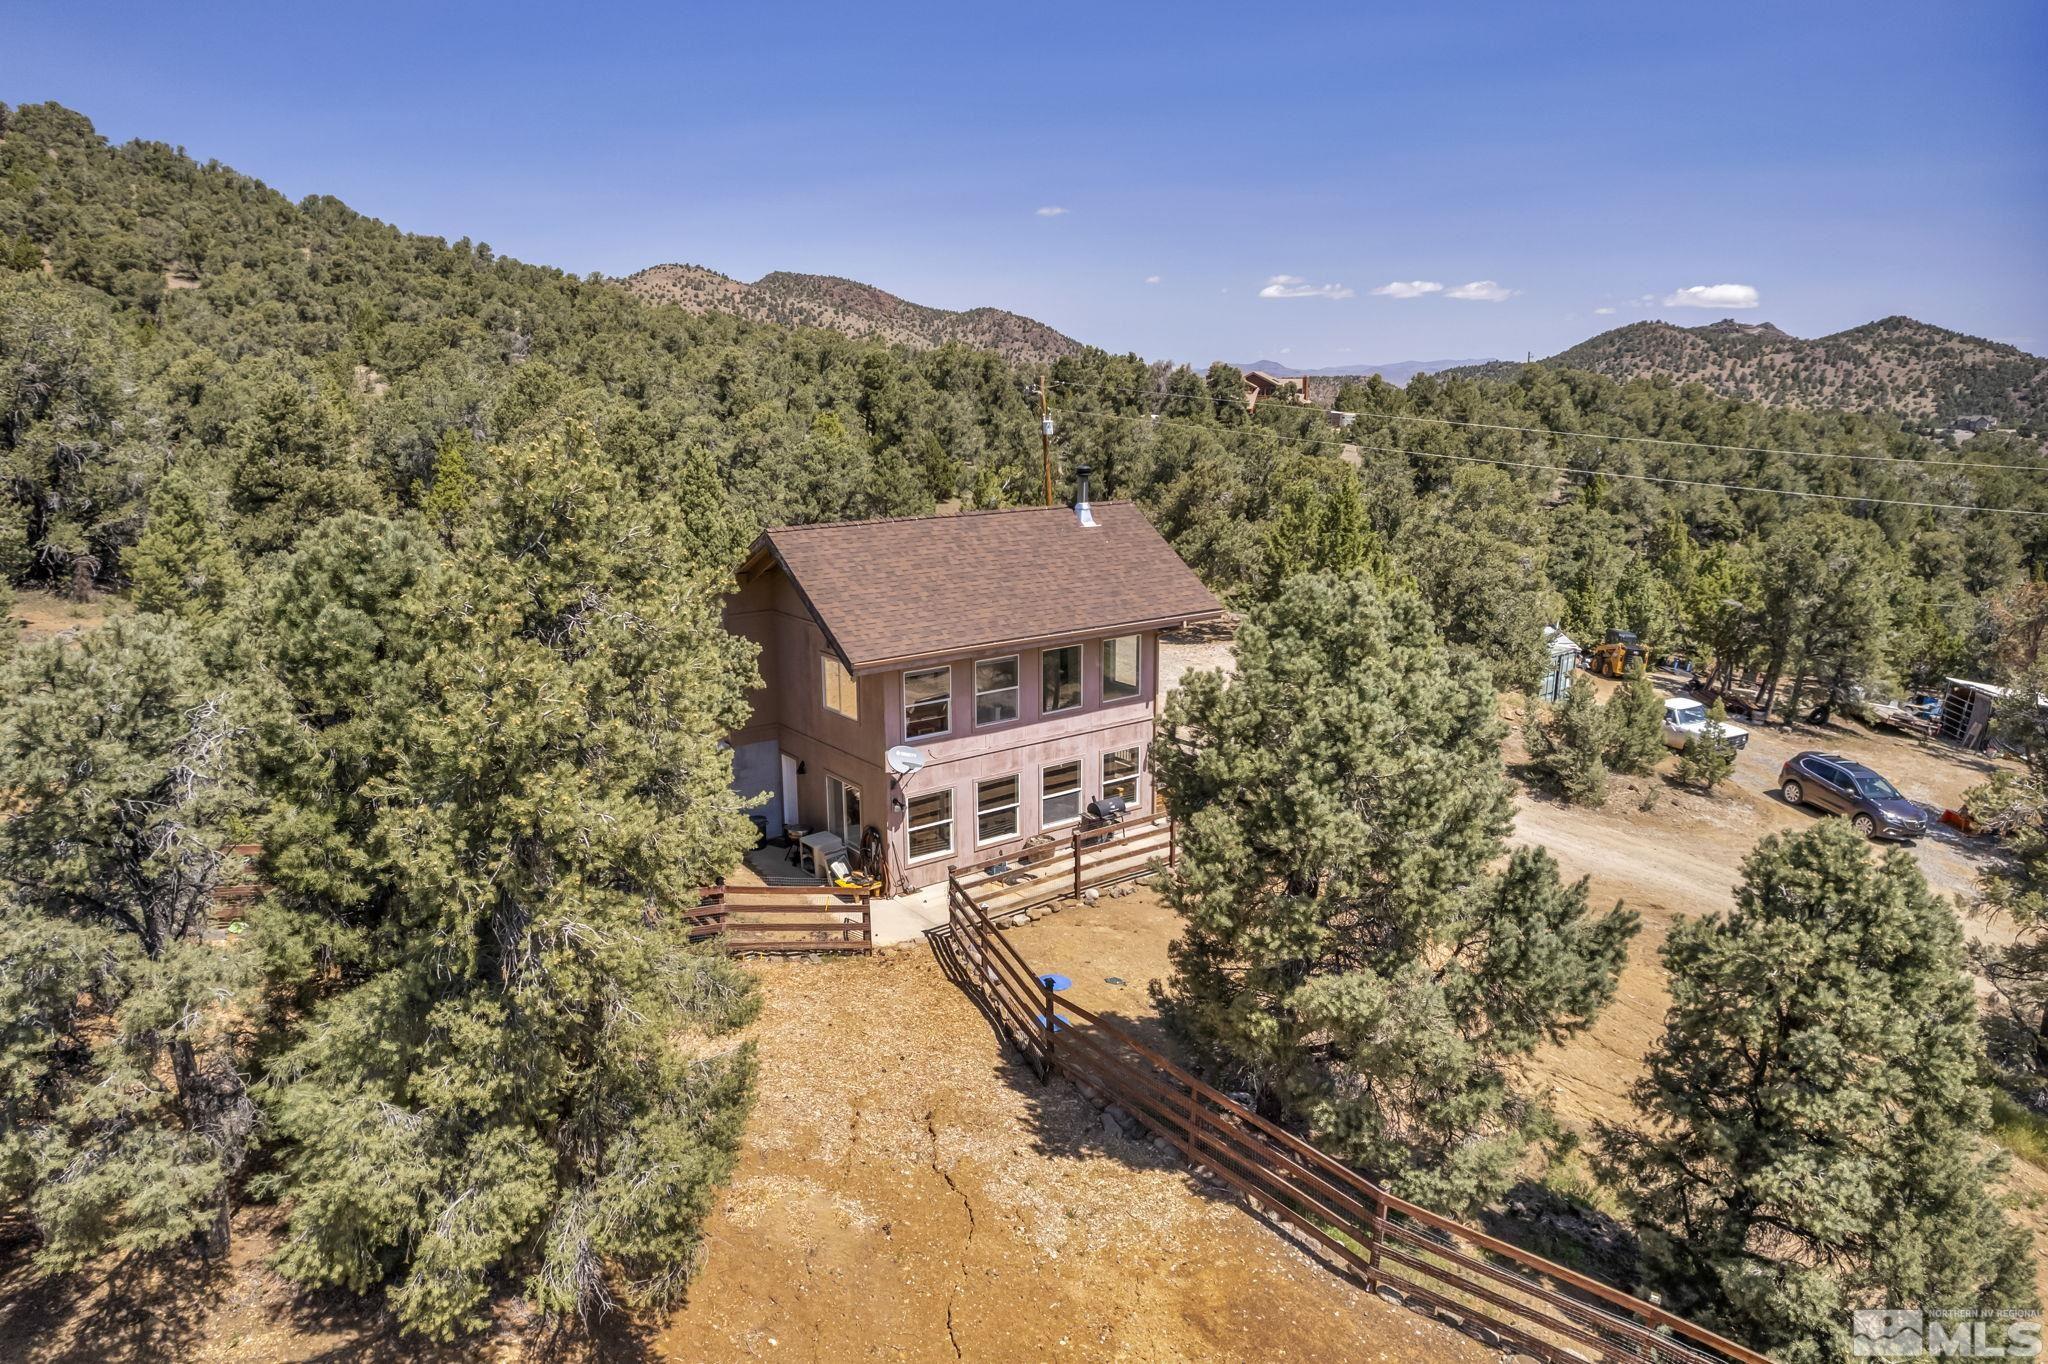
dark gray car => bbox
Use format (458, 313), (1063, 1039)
(1777, 751), (1928, 840)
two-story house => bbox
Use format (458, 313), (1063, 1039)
(722, 475), (1223, 892)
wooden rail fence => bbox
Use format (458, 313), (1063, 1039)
(688, 883), (872, 955)
(941, 868), (1771, 1364)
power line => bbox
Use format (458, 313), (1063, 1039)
(1052, 407), (2048, 519)
(1035, 377), (2048, 476)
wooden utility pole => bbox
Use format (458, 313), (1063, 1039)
(1039, 371), (1054, 506)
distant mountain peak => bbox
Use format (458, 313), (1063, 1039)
(1692, 318), (1788, 337)
(1440, 315), (2043, 425)
(621, 263), (1080, 367)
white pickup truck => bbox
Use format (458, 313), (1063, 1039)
(1662, 697), (1751, 751)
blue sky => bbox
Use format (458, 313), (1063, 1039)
(9, 0), (2045, 367)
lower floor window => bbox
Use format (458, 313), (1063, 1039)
(1041, 760), (1082, 827)
(907, 790), (954, 861)
(976, 775), (1019, 844)
(1102, 747), (1140, 805)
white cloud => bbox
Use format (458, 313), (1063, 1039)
(1594, 306), (1615, 315)
(1370, 280), (1444, 299)
(1662, 283), (1760, 310)
(1259, 274), (1355, 300)
(1035, 205), (1069, 217)
(1446, 280), (1515, 302)
(1144, 274), (1161, 284)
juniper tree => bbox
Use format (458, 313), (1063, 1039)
(247, 511), (440, 987)
(1600, 822), (2037, 1363)
(1525, 673), (1609, 806)
(1604, 660), (1666, 775)
(0, 617), (255, 1265)
(259, 423), (763, 1338)
(1152, 572), (1638, 1213)
(1677, 700), (1736, 795)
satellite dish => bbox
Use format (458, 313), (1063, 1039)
(885, 745), (927, 777)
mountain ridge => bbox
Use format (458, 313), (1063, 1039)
(1234, 357), (1497, 382)
(621, 262), (1082, 367)
(1439, 315), (2045, 426)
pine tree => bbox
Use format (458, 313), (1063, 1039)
(1526, 673), (1609, 805)
(416, 427), (479, 537)
(918, 429), (962, 503)
(1601, 821), (2038, 1362)
(1604, 660), (1666, 775)
(129, 466), (245, 620)
(225, 366), (382, 556)
(0, 617), (255, 1266)
(1152, 572), (1638, 1213)
(259, 422), (762, 1337)
(1677, 700), (1736, 794)
(1261, 455), (1378, 593)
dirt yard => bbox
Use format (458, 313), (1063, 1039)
(653, 950), (1488, 1363)
(4, 589), (128, 645)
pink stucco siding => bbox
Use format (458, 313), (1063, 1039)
(722, 564), (1161, 892)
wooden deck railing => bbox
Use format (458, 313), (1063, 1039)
(941, 868), (1772, 1364)
(689, 883), (873, 955)
(947, 815), (1176, 923)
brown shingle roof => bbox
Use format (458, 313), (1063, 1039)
(745, 502), (1223, 671)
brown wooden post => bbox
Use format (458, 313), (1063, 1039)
(1071, 829), (1082, 901)
(1168, 815), (1177, 868)
(1367, 1191), (1386, 1287)
(862, 891), (873, 954)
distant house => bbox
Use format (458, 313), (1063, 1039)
(722, 473), (1223, 892)
(1242, 370), (1308, 411)
(1951, 415), (1999, 433)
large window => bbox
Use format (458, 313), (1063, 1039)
(976, 775), (1019, 845)
(1102, 635), (1141, 701)
(1041, 760), (1082, 827)
(907, 790), (954, 862)
(825, 774), (861, 840)
(1041, 646), (1082, 715)
(903, 666), (951, 739)
(822, 654), (858, 718)
(975, 656), (1020, 727)
(1102, 748), (1140, 805)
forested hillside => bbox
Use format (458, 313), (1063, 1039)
(622, 261), (1081, 366)
(3, 98), (2048, 1347)
(1446, 315), (2048, 427)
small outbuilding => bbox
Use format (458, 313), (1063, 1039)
(1938, 676), (2047, 752)
(1539, 626), (1580, 702)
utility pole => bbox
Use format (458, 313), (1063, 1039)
(1038, 371), (1054, 506)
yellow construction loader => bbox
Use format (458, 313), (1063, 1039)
(1586, 630), (1648, 679)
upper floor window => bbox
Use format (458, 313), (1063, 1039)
(975, 656), (1020, 726)
(1042, 645), (1082, 715)
(822, 654), (859, 719)
(904, 666), (951, 739)
(1102, 635), (1141, 701)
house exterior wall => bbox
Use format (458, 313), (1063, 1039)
(723, 564), (1163, 892)
(877, 632), (1159, 889)
(724, 568), (888, 851)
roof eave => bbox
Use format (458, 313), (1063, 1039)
(845, 606), (1226, 675)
